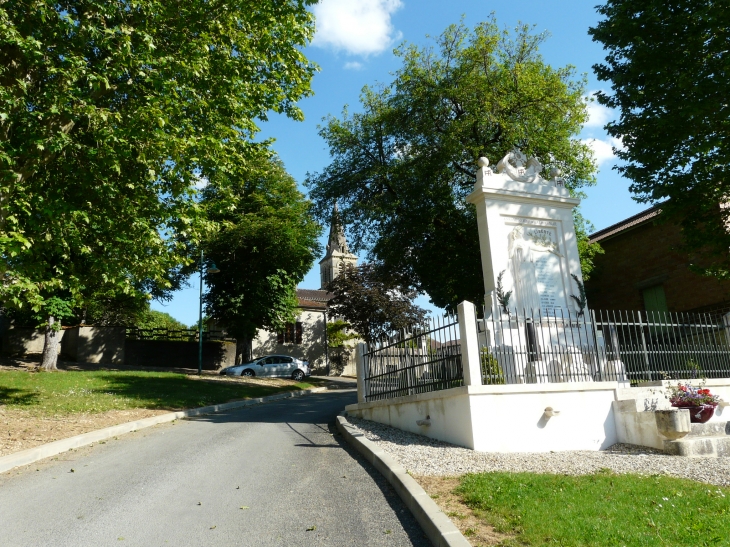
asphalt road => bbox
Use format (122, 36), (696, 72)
(0, 388), (430, 547)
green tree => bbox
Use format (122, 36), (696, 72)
(201, 155), (321, 363)
(326, 319), (358, 375)
(326, 263), (427, 344)
(589, 1), (730, 277)
(0, 0), (317, 370)
(306, 19), (599, 310)
(137, 309), (188, 331)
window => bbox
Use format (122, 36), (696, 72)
(277, 321), (303, 344)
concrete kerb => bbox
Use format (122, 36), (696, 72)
(336, 413), (471, 547)
(0, 386), (328, 475)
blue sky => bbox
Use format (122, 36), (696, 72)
(153, 0), (645, 325)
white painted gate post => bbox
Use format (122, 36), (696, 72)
(355, 342), (368, 403)
(458, 301), (482, 386)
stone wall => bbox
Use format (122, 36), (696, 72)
(125, 339), (235, 370)
(1, 326), (125, 364)
(2, 328), (66, 356)
(76, 326), (125, 364)
(2, 327), (235, 370)
(586, 220), (730, 312)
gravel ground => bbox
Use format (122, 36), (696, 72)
(346, 416), (730, 487)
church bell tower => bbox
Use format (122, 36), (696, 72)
(319, 204), (358, 289)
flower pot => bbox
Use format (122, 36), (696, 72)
(672, 403), (716, 424)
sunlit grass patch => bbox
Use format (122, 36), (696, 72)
(0, 370), (312, 417)
(457, 470), (730, 547)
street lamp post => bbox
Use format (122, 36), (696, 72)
(198, 250), (220, 375)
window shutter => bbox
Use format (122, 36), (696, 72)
(295, 322), (303, 344)
(642, 285), (668, 313)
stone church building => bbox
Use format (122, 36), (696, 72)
(251, 206), (358, 374)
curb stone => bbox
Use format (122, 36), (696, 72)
(336, 413), (471, 547)
(0, 386), (328, 474)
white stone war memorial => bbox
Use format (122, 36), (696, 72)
(347, 151), (730, 457)
(468, 150), (582, 317)
(466, 149), (604, 384)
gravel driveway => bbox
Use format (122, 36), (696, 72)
(346, 416), (730, 486)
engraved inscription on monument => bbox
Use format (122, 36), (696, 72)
(534, 252), (562, 312)
(507, 223), (566, 313)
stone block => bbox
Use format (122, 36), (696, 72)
(663, 435), (730, 457)
(654, 409), (691, 440)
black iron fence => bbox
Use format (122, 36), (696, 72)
(478, 305), (730, 384)
(362, 313), (463, 402)
(361, 303), (730, 401)
(593, 309), (730, 382)
(125, 327), (230, 342)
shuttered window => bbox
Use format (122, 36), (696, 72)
(642, 284), (670, 335)
(642, 285), (668, 313)
(278, 321), (303, 344)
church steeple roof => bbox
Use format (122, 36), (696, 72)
(319, 203), (357, 289)
(325, 202), (350, 255)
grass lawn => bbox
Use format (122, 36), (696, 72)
(0, 369), (314, 417)
(455, 470), (730, 547)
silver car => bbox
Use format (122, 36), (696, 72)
(220, 354), (310, 381)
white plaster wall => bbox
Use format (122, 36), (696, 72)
(346, 387), (476, 449)
(252, 309), (327, 370)
(348, 382), (621, 453)
(347, 375), (730, 454)
(467, 383), (619, 452)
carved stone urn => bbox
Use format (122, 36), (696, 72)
(654, 409), (691, 440)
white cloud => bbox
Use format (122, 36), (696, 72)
(193, 173), (209, 189)
(312, 0), (403, 56)
(344, 61), (364, 70)
(583, 91), (615, 129)
(583, 137), (624, 166)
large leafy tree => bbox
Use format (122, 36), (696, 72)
(306, 19), (599, 310)
(590, 1), (730, 277)
(326, 263), (427, 344)
(202, 155), (321, 363)
(0, 0), (317, 369)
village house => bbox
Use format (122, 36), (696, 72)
(251, 206), (358, 374)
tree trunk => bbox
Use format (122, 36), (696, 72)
(235, 337), (252, 364)
(40, 315), (60, 371)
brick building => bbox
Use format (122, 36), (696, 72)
(584, 205), (730, 313)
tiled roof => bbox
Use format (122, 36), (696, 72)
(296, 288), (334, 302)
(588, 205), (662, 243)
(297, 298), (328, 310)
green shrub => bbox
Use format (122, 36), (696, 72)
(481, 348), (505, 384)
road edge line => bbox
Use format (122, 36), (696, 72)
(335, 413), (471, 547)
(0, 386), (328, 474)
